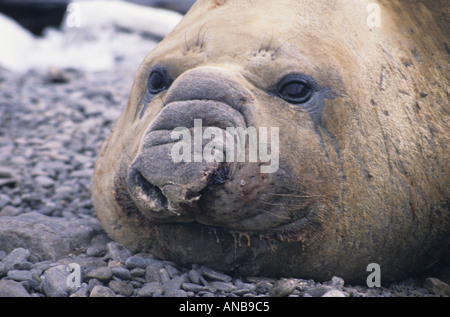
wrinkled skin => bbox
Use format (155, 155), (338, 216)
(93, 0), (449, 283)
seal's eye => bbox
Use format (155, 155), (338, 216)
(147, 66), (172, 95)
(277, 74), (313, 104)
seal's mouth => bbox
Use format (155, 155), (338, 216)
(126, 99), (248, 222)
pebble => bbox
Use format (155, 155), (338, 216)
(0, 248), (31, 277)
(202, 266), (232, 282)
(109, 279), (134, 296)
(423, 278), (450, 296)
(105, 242), (132, 262)
(111, 267), (132, 280)
(85, 267), (113, 282)
(138, 282), (163, 297)
(0, 280), (30, 297)
(41, 265), (70, 297)
(90, 285), (117, 297)
(321, 289), (347, 297)
(162, 276), (185, 297)
(269, 279), (296, 297)
(125, 255), (159, 269)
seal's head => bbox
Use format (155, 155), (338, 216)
(93, 0), (449, 283)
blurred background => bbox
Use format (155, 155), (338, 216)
(0, 0), (196, 72)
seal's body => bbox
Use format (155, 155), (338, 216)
(93, 0), (449, 282)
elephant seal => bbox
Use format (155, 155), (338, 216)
(93, 0), (449, 283)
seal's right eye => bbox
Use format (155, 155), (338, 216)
(147, 66), (173, 95)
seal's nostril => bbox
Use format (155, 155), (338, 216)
(128, 168), (168, 210)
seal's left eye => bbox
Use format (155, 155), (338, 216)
(277, 74), (313, 104)
(147, 66), (172, 95)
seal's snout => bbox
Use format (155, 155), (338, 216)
(125, 67), (252, 221)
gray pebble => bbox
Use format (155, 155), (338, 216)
(109, 279), (134, 296)
(125, 255), (159, 269)
(85, 267), (112, 282)
(202, 266), (232, 282)
(7, 270), (33, 282)
(0, 205), (20, 217)
(209, 281), (237, 293)
(159, 268), (171, 283)
(88, 279), (103, 292)
(105, 242), (132, 263)
(306, 285), (334, 297)
(0, 280), (30, 297)
(329, 276), (345, 290)
(41, 265), (70, 297)
(269, 279), (296, 297)
(182, 282), (205, 292)
(424, 277), (450, 296)
(69, 284), (89, 297)
(112, 267), (131, 280)
(130, 267), (146, 277)
(188, 269), (202, 284)
(321, 289), (346, 297)
(90, 285), (117, 297)
(35, 175), (55, 188)
(165, 264), (180, 278)
(0, 247), (31, 277)
(145, 265), (163, 283)
(138, 282), (163, 297)
(255, 281), (273, 294)
(174, 290), (188, 297)
(0, 193), (11, 209)
(163, 276), (185, 297)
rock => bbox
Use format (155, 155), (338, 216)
(269, 279), (296, 297)
(329, 276), (345, 290)
(159, 268), (171, 283)
(111, 267), (131, 280)
(138, 282), (163, 297)
(182, 283), (205, 292)
(162, 276), (185, 297)
(41, 265), (70, 297)
(209, 281), (237, 293)
(90, 285), (116, 297)
(0, 193), (11, 209)
(0, 205), (20, 217)
(108, 279), (134, 296)
(7, 269), (33, 282)
(145, 265), (163, 283)
(34, 175), (55, 188)
(188, 269), (202, 285)
(423, 278), (450, 296)
(0, 212), (103, 261)
(306, 285), (334, 297)
(105, 242), (132, 262)
(125, 254), (159, 269)
(69, 284), (89, 297)
(201, 266), (232, 282)
(255, 281), (273, 294)
(86, 233), (110, 257)
(322, 289), (347, 297)
(0, 280), (30, 297)
(85, 267), (112, 282)
(0, 247), (30, 277)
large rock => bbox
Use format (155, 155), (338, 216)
(0, 280), (30, 297)
(0, 212), (103, 261)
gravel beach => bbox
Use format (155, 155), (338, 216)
(1, 66), (449, 297)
